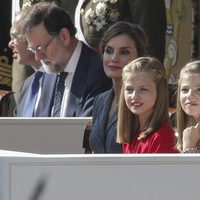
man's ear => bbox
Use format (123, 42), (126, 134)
(59, 27), (70, 46)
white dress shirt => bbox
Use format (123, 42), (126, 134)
(60, 41), (82, 117)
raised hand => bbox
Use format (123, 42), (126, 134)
(182, 122), (200, 150)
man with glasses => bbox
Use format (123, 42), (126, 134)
(22, 2), (112, 117)
(9, 7), (54, 117)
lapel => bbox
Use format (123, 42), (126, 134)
(64, 43), (89, 116)
(106, 108), (118, 132)
(104, 88), (118, 136)
(35, 73), (57, 117)
(17, 74), (35, 116)
(22, 74), (35, 102)
(97, 88), (118, 139)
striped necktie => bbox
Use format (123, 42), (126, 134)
(52, 72), (68, 117)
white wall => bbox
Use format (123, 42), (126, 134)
(0, 118), (91, 154)
(0, 154), (199, 200)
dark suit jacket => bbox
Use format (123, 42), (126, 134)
(79, 0), (166, 62)
(89, 88), (122, 153)
(35, 43), (112, 117)
(14, 73), (35, 116)
(14, 72), (52, 117)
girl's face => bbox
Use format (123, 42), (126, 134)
(180, 73), (200, 121)
(124, 72), (157, 126)
(103, 34), (138, 80)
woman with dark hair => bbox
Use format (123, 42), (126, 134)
(89, 21), (149, 153)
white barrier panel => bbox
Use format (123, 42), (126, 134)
(0, 118), (91, 154)
(0, 152), (200, 200)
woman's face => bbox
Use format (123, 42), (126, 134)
(180, 73), (200, 121)
(9, 26), (34, 65)
(103, 34), (138, 80)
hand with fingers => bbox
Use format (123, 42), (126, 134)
(183, 122), (200, 151)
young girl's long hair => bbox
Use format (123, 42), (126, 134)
(117, 57), (169, 143)
(176, 60), (200, 151)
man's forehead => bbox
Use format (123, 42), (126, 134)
(26, 24), (48, 38)
(25, 28), (50, 47)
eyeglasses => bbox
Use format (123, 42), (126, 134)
(27, 36), (56, 54)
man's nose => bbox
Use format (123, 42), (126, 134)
(8, 39), (14, 49)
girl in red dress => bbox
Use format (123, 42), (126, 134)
(117, 57), (178, 153)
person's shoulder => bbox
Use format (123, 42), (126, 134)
(19, 73), (35, 97)
(80, 43), (104, 71)
(81, 42), (100, 55)
(160, 122), (174, 132)
(94, 88), (113, 103)
(97, 89), (112, 99)
(79, 42), (101, 65)
(150, 123), (178, 153)
(153, 122), (175, 139)
(92, 89), (112, 116)
(22, 72), (35, 86)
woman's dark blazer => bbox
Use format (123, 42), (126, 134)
(89, 88), (122, 153)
